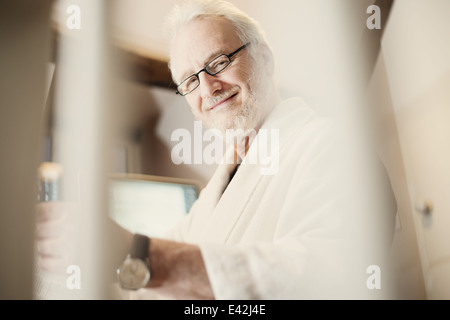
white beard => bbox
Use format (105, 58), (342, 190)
(201, 68), (267, 138)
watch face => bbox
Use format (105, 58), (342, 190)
(118, 258), (150, 290)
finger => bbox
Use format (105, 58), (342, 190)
(35, 202), (67, 222)
(36, 238), (67, 257)
(35, 217), (67, 239)
(37, 255), (69, 274)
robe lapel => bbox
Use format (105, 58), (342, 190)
(201, 157), (265, 243)
(185, 146), (238, 242)
(198, 146), (238, 213)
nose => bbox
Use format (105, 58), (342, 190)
(198, 71), (222, 98)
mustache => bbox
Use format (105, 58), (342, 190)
(201, 87), (239, 112)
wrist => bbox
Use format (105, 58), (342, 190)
(117, 234), (151, 290)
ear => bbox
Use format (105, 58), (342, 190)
(256, 42), (275, 77)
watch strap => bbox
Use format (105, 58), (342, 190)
(130, 234), (150, 261)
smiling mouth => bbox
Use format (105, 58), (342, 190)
(209, 93), (238, 111)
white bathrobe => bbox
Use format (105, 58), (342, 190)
(164, 97), (394, 299)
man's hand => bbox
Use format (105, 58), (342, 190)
(146, 238), (215, 299)
(35, 201), (79, 274)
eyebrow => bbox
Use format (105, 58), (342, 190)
(179, 48), (228, 83)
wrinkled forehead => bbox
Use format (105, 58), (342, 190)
(169, 16), (242, 83)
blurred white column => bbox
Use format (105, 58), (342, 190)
(51, 0), (114, 299)
(382, 0), (450, 299)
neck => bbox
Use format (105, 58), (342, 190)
(234, 91), (281, 161)
(235, 133), (255, 161)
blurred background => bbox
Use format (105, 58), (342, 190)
(1, 0), (449, 299)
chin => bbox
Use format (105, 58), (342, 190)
(203, 93), (260, 133)
(216, 116), (258, 137)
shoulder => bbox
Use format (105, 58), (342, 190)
(271, 98), (344, 161)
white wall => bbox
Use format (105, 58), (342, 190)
(381, 0), (450, 299)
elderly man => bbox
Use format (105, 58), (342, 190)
(36, 0), (395, 299)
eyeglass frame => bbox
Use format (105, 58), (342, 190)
(175, 42), (250, 96)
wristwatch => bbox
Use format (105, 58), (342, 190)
(117, 234), (151, 290)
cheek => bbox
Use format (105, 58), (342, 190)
(230, 63), (252, 83)
(230, 62), (256, 93)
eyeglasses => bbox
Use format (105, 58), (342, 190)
(175, 43), (250, 96)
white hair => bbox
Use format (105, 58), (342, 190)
(164, 0), (269, 79)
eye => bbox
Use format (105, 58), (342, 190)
(208, 56), (230, 73)
(185, 76), (197, 86)
(178, 75), (199, 95)
(181, 76), (198, 91)
(214, 60), (227, 68)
